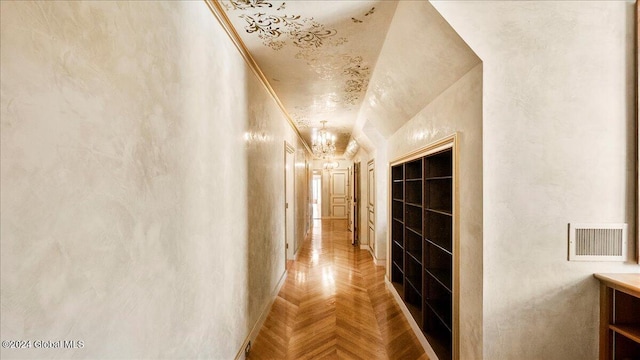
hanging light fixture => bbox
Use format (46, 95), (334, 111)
(323, 161), (339, 170)
(312, 121), (336, 159)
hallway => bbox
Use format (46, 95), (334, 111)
(248, 220), (428, 360)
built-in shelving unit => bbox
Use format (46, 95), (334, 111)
(391, 148), (454, 360)
(594, 273), (640, 360)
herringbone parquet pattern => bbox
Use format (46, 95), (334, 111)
(248, 220), (428, 360)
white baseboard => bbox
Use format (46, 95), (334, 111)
(366, 246), (386, 266)
(385, 279), (439, 360)
(235, 270), (288, 360)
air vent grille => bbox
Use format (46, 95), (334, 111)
(569, 223), (627, 261)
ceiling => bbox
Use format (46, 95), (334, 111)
(220, 0), (399, 157)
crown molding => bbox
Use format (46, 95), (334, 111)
(203, 0), (313, 156)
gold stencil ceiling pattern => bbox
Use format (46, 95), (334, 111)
(220, 0), (398, 156)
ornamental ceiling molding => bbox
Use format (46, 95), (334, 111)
(204, 0), (312, 155)
(221, 0), (375, 119)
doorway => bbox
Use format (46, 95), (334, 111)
(353, 162), (360, 245)
(367, 160), (375, 253)
(329, 169), (348, 219)
(312, 171), (321, 219)
(285, 142), (295, 267)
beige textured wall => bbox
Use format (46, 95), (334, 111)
(0, 1), (309, 359)
(387, 65), (484, 359)
(432, 1), (639, 359)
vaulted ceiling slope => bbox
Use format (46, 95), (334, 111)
(353, 1), (481, 152)
(218, 0), (479, 158)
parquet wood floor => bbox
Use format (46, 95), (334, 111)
(247, 219), (429, 360)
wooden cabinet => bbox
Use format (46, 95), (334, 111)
(594, 273), (640, 360)
(391, 148), (454, 360)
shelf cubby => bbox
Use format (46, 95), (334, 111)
(393, 181), (404, 200)
(406, 229), (422, 264)
(405, 205), (422, 235)
(406, 180), (422, 205)
(392, 245), (404, 284)
(392, 200), (404, 221)
(405, 158), (422, 180)
(426, 179), (452, 214)
(392, 219), (404, 246)
(425, 211), (452, 253)
(425, 275), (452, 330)
(392, 164), (404, 181)
(425, 150), (452, 178)
(392, 241), (404, 267)
(423, 304), (452, 360)
(406, 255), (423, 294)
(392, 261), (404, 285)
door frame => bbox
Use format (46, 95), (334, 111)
(311, 171), (322, 219)
(367, 159), (375, 254)
(284, 142), (295, 267)
(353, 162), (361, 245)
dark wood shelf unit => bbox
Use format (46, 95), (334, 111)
(594, 273), (640, 360)
(391, 148), (454, 360)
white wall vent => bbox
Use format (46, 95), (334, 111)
(569, 223), (627, 261)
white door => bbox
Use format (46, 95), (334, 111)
(347, 166), (352, 228)
(329, 169), (348, 219)
(285, 143), (295, 264)
(367, 160), (375, 252)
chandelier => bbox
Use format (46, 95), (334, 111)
(312, 121), (336, 159)
(323, 161), (339, 170)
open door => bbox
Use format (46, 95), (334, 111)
(353, 162), (360, 245)
(367, 160), (375, 253)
